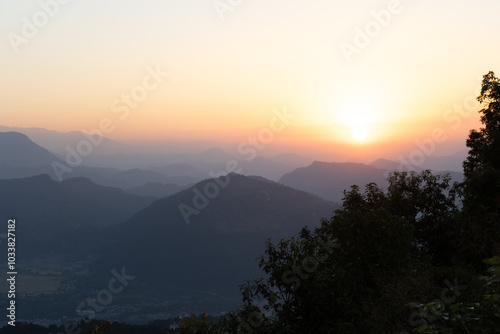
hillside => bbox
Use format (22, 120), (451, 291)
(279, 161), (390, 202)
(93, 173), (339, 305)
(0, 132), (61, 167)
(0, 175), (156, 238)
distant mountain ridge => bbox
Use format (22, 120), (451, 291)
(0, 125), (129, 156)
(279, 161), (464, 202)
(126, 182), (189, 198)
(0, 132), (61, 167)
(0, 130), (305, 184)
(0, 132), (199, 190)
(0, 174), (156, 239)
(94, 173), (339, 302)
(279, 161), (390, 202)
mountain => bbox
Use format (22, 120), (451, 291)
(279, 161), (390, 202)
(280, 161), (465, 203)
(267, 153), (313, 168)
(193, 147), (236, 164)
(371, 150), (468, 173)
(0, 175), (156, 239)
(113, 168), (186, 188)
(420, 149), (468, 172)
(93, 174), (339, 305)
(0, 125), (129, 156)
(80, 148), (235, 170)
(149, 157), (300, 182)
(0, 131), (302, 183)
(126, 182), (189, 198)
(149, 163), (207, 179)
(238, 156), (298, 181)
(80, 148), (299, 181)
(0, 131), (197, 187)
(0, 132), (61, 167)
(370, 158), (416, 171)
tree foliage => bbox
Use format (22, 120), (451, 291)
(463, 71), (500, 216)
(217, 171), (461, 333)
(454, 71), (500, 266)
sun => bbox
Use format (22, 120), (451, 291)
(350, 126), (370, 141)
(336, 97), (380, 143)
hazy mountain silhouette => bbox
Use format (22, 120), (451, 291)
(279, 161), (390, 202)
(93, 173), (339, 303)
(267, 153), (313, 168)
(81, 149), (233, 170)
(85, 153), (299, 181)
(370, 151), (468, 172)
(149, 163), (208, 179)
(0, 125), (129, 156)
(0, 174), (156, 239)
(369, 158), (420, 171)
(114, 168), (185, 187)
(237, 156), (299, 181)
(193, 147), (236, 164)
(126, 182), (189, 198)
(0, 132), (61, 167)
(420, 149), (468, 172)
(280, 161), (465, 203)
(0, 131), (199, 187)
(0, 129), (307, 183)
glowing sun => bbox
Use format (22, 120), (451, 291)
(337, 97), (379, 142)
(350, 126), (370, 141)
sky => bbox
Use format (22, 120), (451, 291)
(1, 0), (499, 162)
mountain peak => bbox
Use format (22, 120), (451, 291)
(0, 131), (60, 167)
(279, 161), (390, 202)
(129, 172), (336, 234)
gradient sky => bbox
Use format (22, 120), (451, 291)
(1, 0), (499, 161)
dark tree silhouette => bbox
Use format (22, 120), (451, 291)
(456, 71), (500, 265)
(463, 71), (500, 213)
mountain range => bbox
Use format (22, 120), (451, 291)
(0, 174), (155, 246)
(0, 129), (469, 320)
(280, 160), (465, 203)
(5, 172), (338, 318)
(93, 173), (338, 300)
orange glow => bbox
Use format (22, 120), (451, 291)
(1, 1), (498, 163)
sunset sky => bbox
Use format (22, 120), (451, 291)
(1, 0), (499, 161)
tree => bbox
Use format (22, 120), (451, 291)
(228, 171), (458, 333)
(458, 71), (500, 265)
(464, 71), (500, 177)
(339, 171), (458, 263)
(462, 71), (500, 215)
(407, 257), (500, 334)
